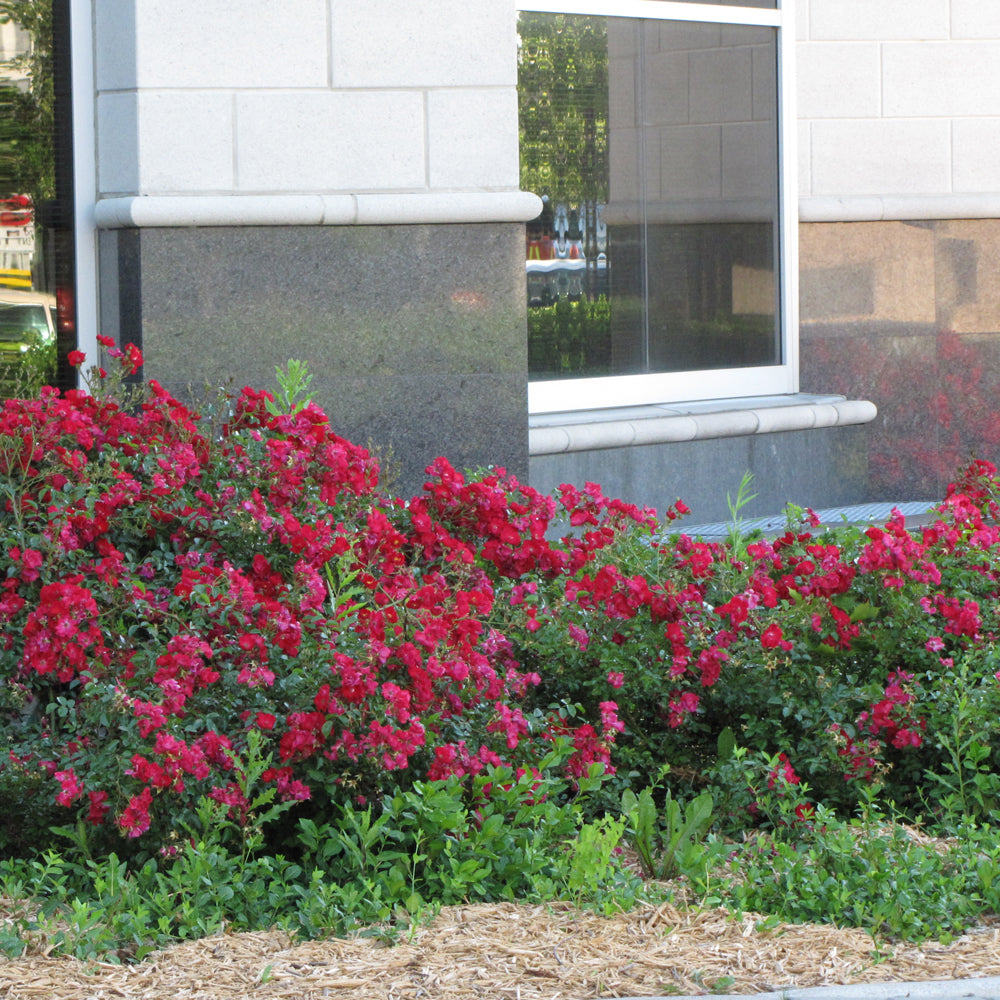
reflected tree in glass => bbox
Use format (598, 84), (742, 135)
(519, 13), (608, 268)
(518, 13), (613, 378)
(0, 0), (60, 394)
(0, 0), (55, 202)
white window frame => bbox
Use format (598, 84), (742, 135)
(71, 0), (98, 373)
(517, 0), (798, 415)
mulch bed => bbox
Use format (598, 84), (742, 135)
(3, 900), (1000, 999)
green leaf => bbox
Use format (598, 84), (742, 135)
(849, 602), (880, 622)
(717, 727), (736, 761)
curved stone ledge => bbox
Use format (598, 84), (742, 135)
(800, 194), (1000, 223)
(94, 191), (544, 229)
(529, 395), (877, 456)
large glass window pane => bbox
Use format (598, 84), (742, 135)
(645, 0), (777, 7)
(519, 11), (781, 383)
(0, 0), (74, 395)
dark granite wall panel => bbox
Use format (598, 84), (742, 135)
(104, 223), (529, 495)
(799, 219), (1000, 501)
(529, 425), (871, 524)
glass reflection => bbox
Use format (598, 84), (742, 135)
(642, 0), (777, 7)
(0, 0), (73, 395)
(520, 13), (613, 378)
(519, 13), (780, 382)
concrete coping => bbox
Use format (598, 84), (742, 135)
(94, 192), (1000, 229)
(528, 394), (877, 457)
(93, 191), (544, 229)
(800, 193), (1000, 223)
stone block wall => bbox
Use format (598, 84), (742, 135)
(86, 0), (1000, 509)
(94, 0), (518, 199)
(798, 0), (1000, 202)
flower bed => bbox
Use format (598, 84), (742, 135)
(3, 344), (1000, 955)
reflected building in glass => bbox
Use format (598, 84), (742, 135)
(519, 13), (780, 386)
(0, 0), (73, 395)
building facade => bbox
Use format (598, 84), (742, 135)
(90, 0), (534, 491)
(528, 0), (1000, 518)
(796, 0), (1000, 510)
(14, 0), (1000, 519)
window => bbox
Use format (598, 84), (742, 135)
(0, 0), (77, 394)
(517, 0), (796, 413)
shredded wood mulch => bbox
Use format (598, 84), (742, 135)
(3, 900), (1000, 1000)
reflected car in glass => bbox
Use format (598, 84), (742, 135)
(0, 289), (57, 393)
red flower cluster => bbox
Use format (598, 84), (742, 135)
(0, 347), (636, 842)
(857, 671), (926, 750)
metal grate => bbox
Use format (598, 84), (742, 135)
(675, 501), (939, 541)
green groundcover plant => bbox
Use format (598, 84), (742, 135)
(4, 341), (1000, 958)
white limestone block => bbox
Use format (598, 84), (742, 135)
(136, 92), (235, 193)
(236, 91), (426, 192)
(427, 89), (521, 190)
(883, 42), (1000, 117)
(97, 92), (139, 194)
(953, 120), (1000, 194)
(809, 0), (948, 41)
(810, 119), (951, 197)
(129, 0), (328, 89)
(797, 42), (881, 119)
(798, 120), (812, 198)
(951, 1), (1000, 39)
(330, 0), (514, 88)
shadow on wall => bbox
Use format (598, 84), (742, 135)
(800, 219), (1000, 501)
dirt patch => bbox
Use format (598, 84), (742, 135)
(2, 901), (1000, 999)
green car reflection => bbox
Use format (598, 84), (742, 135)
(0, 287), (56, 394)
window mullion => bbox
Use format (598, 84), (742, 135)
(637, 21), (651, 374)
(516, 1), (783, 29)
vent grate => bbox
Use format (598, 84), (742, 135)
(674, 501), (939, 541)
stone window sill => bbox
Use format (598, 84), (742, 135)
(529, 394), (877, 457)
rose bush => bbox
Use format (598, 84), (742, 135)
(4, 340), (1000, 864)
(495, 453), (1000, 822)
(0, 342), (630, 855)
